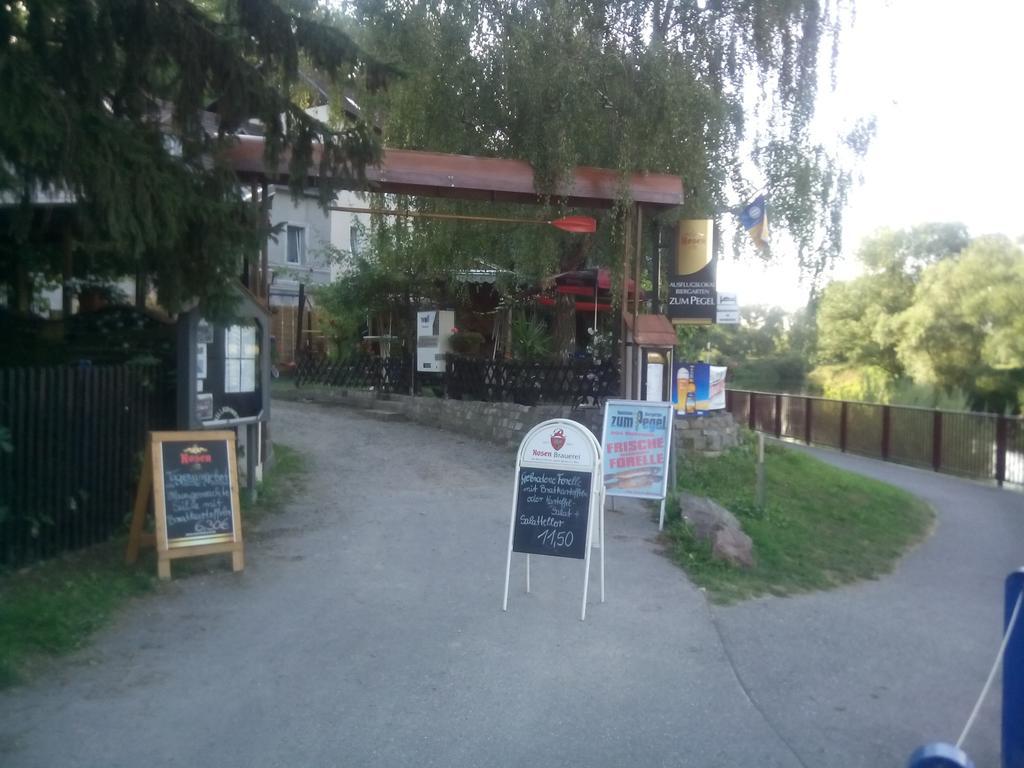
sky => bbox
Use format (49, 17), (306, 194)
(719, 0), (1024, 310)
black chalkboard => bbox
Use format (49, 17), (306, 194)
(512, 468), (591, 559)
(159, 439), (236, 546)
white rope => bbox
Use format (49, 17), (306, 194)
(956, 588), (1024, 749)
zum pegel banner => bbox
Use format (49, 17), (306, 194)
(600, 400), (673, 500)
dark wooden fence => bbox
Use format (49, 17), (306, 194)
(294, 354), (410, 393)
(0, 365), (174, 567)
(727, 389), (1024, 487)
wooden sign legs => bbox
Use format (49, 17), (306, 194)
(125, 445), (156, 569)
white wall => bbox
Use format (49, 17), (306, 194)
(329, 190), (369, 281)
(267, 186), (332, 306)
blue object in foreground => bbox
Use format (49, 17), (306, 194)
(908, 742), (974, 768)
(1005, 569), (1024, 768)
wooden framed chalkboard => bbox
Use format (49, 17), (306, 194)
(126, 431), (244, 580)
(512, 468), (591, 559)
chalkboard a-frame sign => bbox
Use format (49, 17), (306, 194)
(502, 419), (605, 621)
(126, 431), (244, 580)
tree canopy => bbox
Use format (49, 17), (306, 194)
(339, 0), (870, 287)
(815, 223), (970, 377)
(0, 0), (389, 314)
(810, 224), (1024, 412)
(895, 235), (1024, 412)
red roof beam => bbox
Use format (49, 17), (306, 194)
(225, 136), (684, 209)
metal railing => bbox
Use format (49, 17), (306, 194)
(727, 389), (1024, 487)
(0, 365), (174, 566)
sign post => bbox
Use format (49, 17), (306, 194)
(601, 400), (674, 530)
(503, 419), (604, 621)
(126, 431), (244, 580)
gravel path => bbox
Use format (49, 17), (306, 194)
(0, 402), (1019, 767)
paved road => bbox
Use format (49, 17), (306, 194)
(1, 403), (1020, 767)
(717, 444), (1024, 768)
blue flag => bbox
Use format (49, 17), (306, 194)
(739, 195), (769, 248)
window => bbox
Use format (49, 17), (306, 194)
(224, 325), (259, 394)
(286, 225), (305, 264)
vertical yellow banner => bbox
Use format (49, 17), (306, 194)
(675, 219), (714, 276)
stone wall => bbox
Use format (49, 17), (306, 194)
(674, 412), (741, 456)
(381, 394), (604, 449)
(276, 387), (738, 454)
(275, 387), (602, 449)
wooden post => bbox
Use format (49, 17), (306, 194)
(619, 210), (633, 398)
(294, 283), (306, 361)
(804, 397), (813, 445)
(881, 405), (892, 461)
(932, 410), (943, 472)
(996, 415), (1007, 487)
(62, 231), (74, 319)
(632, 206), (643, 399)
(748, 392), (756, 430)
(755, 433), (766, 509)
(125, 444), (153, 565)
(634, 205), (643, 320)
(650, 220), (661, 315)
(134, 265), (147, 310)
(839, 401), (849, 453)
(260, 182), (271, 302)
(245, 423), (258, 502)
(774, 393), (782, 438)
(13, 260), (31, 314)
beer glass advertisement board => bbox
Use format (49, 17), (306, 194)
(672, 363), (728, 415)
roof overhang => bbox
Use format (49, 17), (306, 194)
(225, 136), (683, 210)
(625, 313), (678, 347)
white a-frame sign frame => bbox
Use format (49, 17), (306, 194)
(502, 419), (605, 621)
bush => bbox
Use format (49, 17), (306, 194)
(510, 318), (551, 361)
(448, 330), (484, 356)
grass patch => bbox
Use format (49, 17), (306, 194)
(0, 541), (154, 687)
(664, 438), (934, 604)
(241, 443), (307, 520)
(0, 443), (308, 688)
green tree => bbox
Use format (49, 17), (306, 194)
(342, 0), (870, 287)
(895, 235), (1024, 412)
(676, 304), (809, 391)
(815, 223), (969, 376)
(0, 0), (390, 314)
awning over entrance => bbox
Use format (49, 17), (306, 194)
(625, 314), (677, 347)
(549, 267), (636, 296)
(226, 136), (684, 209)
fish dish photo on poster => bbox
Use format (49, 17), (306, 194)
(601, 400), (673, 499)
